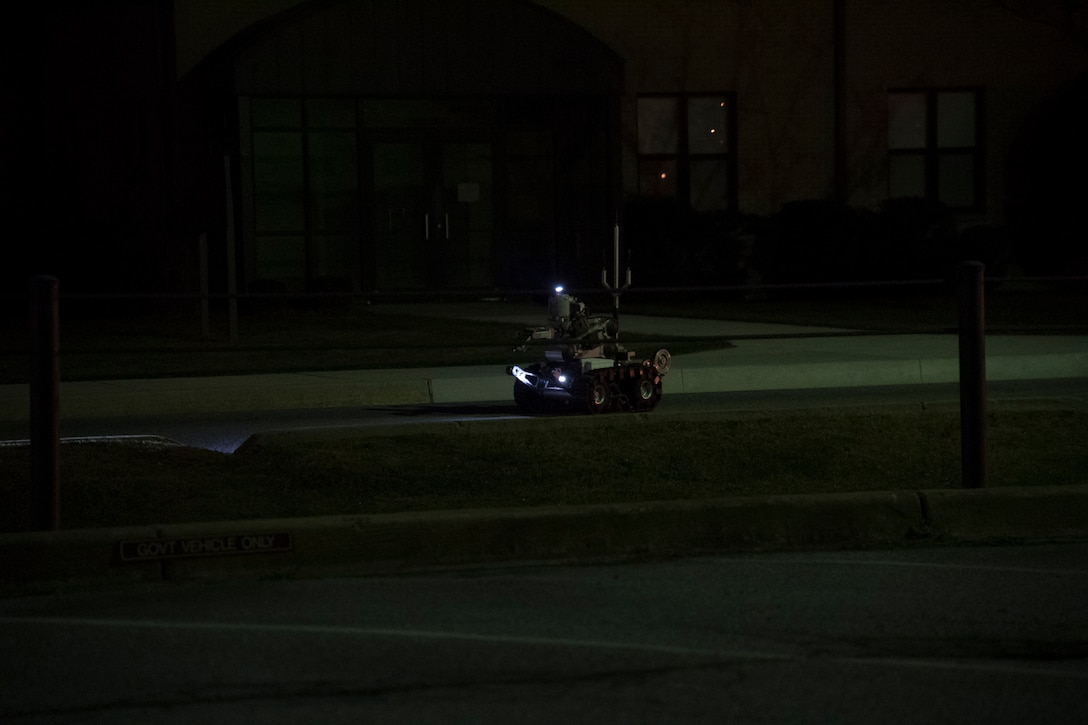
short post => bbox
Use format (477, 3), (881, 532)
(30, 276), (61, 529)
(958, 261), (986, 489)
(225, 156), (239, 343)
(199, 232), (211, 339)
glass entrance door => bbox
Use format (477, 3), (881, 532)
(372, 140), (493, 290)
(373, 142), (428, 289)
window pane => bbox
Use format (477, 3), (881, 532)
(637, 97), (679, 154)
(889, 154), (926, 198)
(306, 99), (357, 129)
(888, 93), (926, 149)
(253, 132), (305, 231)
(373, 142), (425, 194)
(938, 152), (976, 207)
(308, 131), (358, 231)
(690, 159), (729, 211)
(937, 92), (976, 148)
(251, 98), (301, 129)
(255, 235), (305, 288)
(312, 235), (351, 278)
(361, 99), (492, 129)
(638, 158), (677, 197)
(688, 97), (729, 155)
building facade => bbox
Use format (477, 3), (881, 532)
(5, 0), (1086, 299)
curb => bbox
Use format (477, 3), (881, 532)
(3, 485), (1086, 590)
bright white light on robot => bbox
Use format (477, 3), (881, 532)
(510, 365), (534, 387)
(555, 285), (564, 294)
(558, 375), (567, 384)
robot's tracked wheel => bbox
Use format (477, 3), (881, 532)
(585, 378), (610, 414)
(635, 373), (663, 410)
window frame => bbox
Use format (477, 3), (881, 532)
(247, 97), (363, 289)
(636, 92), (738, 213)
(887, 87), (985, 212)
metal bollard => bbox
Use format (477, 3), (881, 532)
(30, 276), (61, 529)
(957, 261), (986, 489)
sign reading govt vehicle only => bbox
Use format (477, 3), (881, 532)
(118, 533), (292, 562)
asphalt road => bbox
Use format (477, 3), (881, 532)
(2, 378), (1085, 453)
(2, 543), (1086, 723)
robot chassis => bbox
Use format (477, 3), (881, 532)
(506, 287), (671, 414)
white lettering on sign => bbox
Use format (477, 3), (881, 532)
(180, 536), (238, 555)
(118, 533), (291, 562)
(135, 540), (177, 558)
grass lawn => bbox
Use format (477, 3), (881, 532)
(1, 283), (1084, 383)
(2, 406), (1085, 533)
(0, 303), (724, 384)
(1, 285), (1084, 534)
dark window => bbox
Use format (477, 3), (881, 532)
(637, 93), (736, 212)
(249, 98), (360, 289)
(888, 88), (984, 211)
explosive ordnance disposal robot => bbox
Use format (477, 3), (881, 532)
(505, 225), (671, 413)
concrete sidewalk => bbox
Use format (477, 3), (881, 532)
(2, 316), (1086, 590)
(1, 322), (1086, 422)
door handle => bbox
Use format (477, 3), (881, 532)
(425, 212), (449, 241)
